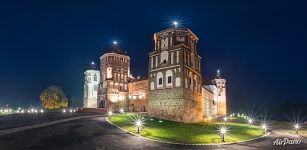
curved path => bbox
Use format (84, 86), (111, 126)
(0, 116), (306, 150)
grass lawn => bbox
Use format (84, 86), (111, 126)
(109, 113), (264, 144)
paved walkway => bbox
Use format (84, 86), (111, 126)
(0, 116), (305, 150)
(0, 115), (101, 136)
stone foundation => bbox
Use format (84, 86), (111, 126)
(148, 88), (203, 123)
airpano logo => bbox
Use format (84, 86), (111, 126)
(273, 138), (302, 146)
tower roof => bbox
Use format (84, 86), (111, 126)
(88, 62), (98, 70)
(154, 27), (199, 42)
(106, 44), (128, 56)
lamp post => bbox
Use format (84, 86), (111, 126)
(261, 124), (267, 133)
(108, 111), (113, 119)
(248, 119), (253, 126)
(136, 120), (142, 133)
(220, 127), (226, 142)
(120, 108), (124, 114)
(294, 124), (300, 134)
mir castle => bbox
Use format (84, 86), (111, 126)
(83, 25), (227, 123)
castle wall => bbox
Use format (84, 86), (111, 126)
(128, 79), (149, 112)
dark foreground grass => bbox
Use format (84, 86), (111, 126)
(109, 113), (264, 144)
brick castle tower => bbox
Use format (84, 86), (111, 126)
(98, 42), (130, 111)
(148, 24), (203, 123)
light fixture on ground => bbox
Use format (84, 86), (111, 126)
(131, 114), (145, 133)
(136, 120), (142, 133)
(108, 111), (113, 119)
(261, 124), (267, 133)
(248, 119), (253, 126)
(218, 126), (229, 142)
(119, 108), (124, 113)
(294, 124), (300, 134)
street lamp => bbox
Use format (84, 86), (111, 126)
(63, 109), (66, 113)
(218, 126), (228, 142)
(119, 108), (124, 113)
(261, 124), (267, 133)
(108, 111), (113, 119)
(294, 124), (300, 134)
(248, 119), (253, 126)
(136, 120), (142, 133)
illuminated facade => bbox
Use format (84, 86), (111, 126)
(127, 78), (149, 112)
(98, 45), (130, 111)
(83, 64), (100, 108)
(148, 27), (203, 123)
(83, 25), (227, 121)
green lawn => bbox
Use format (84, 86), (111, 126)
(109, 113), (264, 144)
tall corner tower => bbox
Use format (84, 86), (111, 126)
(211, 70), (227, 116)
(83, 62), (100, 108)
(98, 43), (130, 111)
(148, 24), (203, 123)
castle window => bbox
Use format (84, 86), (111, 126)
(166, 70), (173, 87)
(161, 51), (169, 64)
(161, 38), (169, 50)
(157, 72), (163, 89)
(94, 74), (97, 81)
(159, 78), (163, 85)
(107, 67), (112, 79)
(168, 76), (172, 84)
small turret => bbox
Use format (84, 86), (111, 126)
(83, 62), (100, 108)
(212, 70), (227, 116)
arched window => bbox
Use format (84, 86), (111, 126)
(161, 51), (169, 64)
(189, 72), (193, 90)
(157, 72), (163, 89)
(107, 67), (112, 79)
(166, 70), (173, 87)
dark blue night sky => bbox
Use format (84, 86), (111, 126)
(0, 0), (306, 109)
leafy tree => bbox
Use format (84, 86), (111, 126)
(39, 85), (69, 109)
